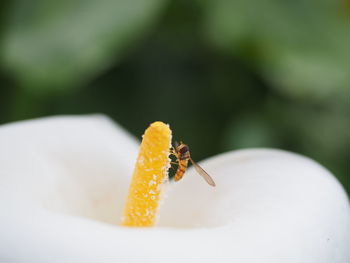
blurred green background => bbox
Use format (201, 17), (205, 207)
(1, 0), (349, 193)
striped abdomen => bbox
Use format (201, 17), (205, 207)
(174, 159), (188, 181)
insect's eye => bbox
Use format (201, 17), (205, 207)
(179, 146), (189, 154)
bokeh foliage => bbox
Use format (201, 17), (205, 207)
(0, 0), (349, 193)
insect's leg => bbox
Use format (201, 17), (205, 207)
(170, 148), (179, 159)
(169, 160), (179, 171)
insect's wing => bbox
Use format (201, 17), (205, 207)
(189, 158), (216, 187)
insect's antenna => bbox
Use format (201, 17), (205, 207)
(174, 141), (179, 148)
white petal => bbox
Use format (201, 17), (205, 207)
(0, 115), (139, 223)
(0, 117), (349, 263)
(159, 149), (350, 262)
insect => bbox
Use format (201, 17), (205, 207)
(171, 141), (216, 187)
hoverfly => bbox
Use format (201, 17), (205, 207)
(171, 141), (216, 187)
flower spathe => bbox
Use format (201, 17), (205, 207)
(0, 115), (349, 263)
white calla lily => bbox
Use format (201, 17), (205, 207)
(0, 115), (349, 263)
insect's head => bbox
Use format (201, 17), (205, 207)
(178, 143), (189, 154)
(174, 141), (190, 155)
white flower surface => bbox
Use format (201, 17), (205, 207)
(0, 115), (349, 263)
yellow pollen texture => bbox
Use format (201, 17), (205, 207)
(121, 121), (171, 227)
